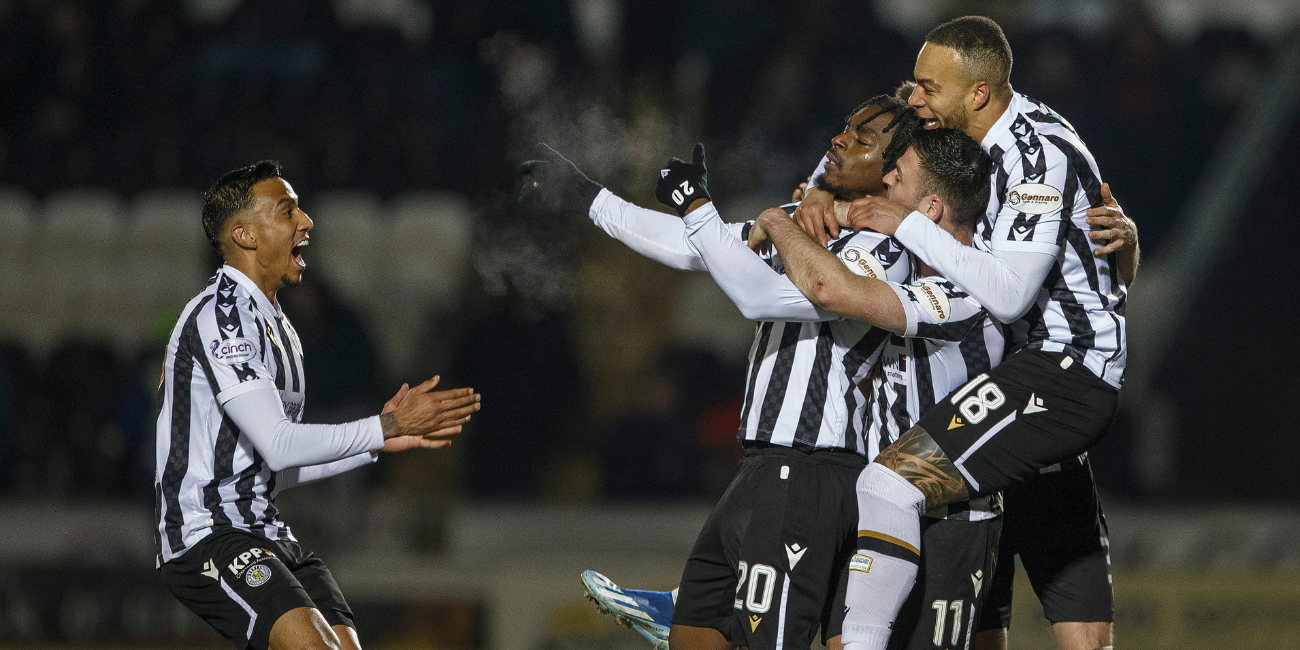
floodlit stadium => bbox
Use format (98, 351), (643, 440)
(0, 1), (1297, 649)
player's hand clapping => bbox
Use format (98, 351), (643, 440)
(655, 143), (711, 217)
(378, 376), (480, 449)
(518, 143), (604, 215)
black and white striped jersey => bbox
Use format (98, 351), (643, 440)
(861, 275), (1005, 520)
(155, 266), (305, 564)
(736, 229), (911, 454)
(979, 92), (1126, 388)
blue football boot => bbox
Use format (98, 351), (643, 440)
(581, 570), (673, 650)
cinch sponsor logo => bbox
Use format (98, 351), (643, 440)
(213, 340), (254, 358)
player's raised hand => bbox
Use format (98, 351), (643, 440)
(845, 195), (911, 235)
(655, 142), (711, 217)
(792, 186), (838, 246)
(748, 207), (791, 253)
(379, 376), (481, 440)
(518, 143), (604, 215)
(1086, 183), (1137, 256)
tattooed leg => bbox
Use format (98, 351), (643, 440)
(874, 425), (969, 509)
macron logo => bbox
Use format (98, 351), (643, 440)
(785, 543), (807, 570)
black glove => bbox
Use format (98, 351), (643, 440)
(518, 143), (604, 215)
(655, 142), (711, 217)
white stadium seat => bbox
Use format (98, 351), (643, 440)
(388, 190), (472, 306)
(32, 189), (126, 352)
(307, 190), (383, 304)
(123, 189), (210, 350)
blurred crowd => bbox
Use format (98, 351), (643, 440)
(0, 0), (1284, 503)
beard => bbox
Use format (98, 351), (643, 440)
(811, 172), (842, 198)
(281, 273), (303, 288)
(938, 102), (970, 131)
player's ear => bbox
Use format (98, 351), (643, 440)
(229, 220), (256, 250)
(971, 80), (990, 111)
(922, 195), (944, 223)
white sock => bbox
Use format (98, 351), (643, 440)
(841, 463), (926, 650)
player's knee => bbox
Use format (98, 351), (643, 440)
(269, 607), (342, 650)
(855, 463), (925, 516)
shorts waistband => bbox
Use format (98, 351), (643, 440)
(741, 442), (866, 469)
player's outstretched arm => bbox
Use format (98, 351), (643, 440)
(848, 195), (1055, 324)
(756, 208), (906, 332)
(659, 143), (832, 322)
(519, 142), (744, 271)
(274, 383), (470, 490)
(222, 377), (478, 472)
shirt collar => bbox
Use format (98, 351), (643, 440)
(220, 265), (282, 317)
(980, 91), (1025, 151)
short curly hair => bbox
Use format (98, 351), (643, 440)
(201, 160), (283, 252)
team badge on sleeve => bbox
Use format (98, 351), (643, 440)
(907, 281), (951, 323)
(1005, 183), (1062, 215)
(210, 337), (257, 365)
(839, 246), (886, 279)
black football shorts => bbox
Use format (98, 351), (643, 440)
(977, 455), (1114, 630)
(161, 530), (354, 650)
(921, 350), (1119, 498)
(674, 443), (865, 650)
(826, 513), (1002, 650)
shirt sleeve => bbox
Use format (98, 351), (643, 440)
(886, 278), (987, 341)
(683, 202), (834, 322)
(587, 189), (745, 271)
(986, 142), (1072, 255)
(893, 213), (1056, 324)
(276, 452), (378, 490)
(194, 292), (278, 404)
(221, 384), (385, 472)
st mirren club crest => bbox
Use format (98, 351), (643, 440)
(245, 564), (272, 587)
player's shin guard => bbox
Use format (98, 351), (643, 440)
(841, 463), (926, 650)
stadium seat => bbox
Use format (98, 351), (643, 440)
(32, 190), (125, 353)
(388, 190), (472, 306)
(124, 189), (209, 350)
(308, 190), (383, 305)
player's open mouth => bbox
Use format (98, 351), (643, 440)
(922, 118), (940, 129)
(292, 240), (307, 268)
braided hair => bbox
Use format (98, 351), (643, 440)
(843, 93), (921, 175)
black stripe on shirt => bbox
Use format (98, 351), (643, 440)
(235, 453), (263, 531)
(958, 325), (994, 379)
(839, 327), (892, 450)
(792, 323), (835, 451)
(915, 312), (984, 342)
(161, 296), (212, 553)
(275, 318), (301, 393)
(738, 322), (775, 435)
(1044, 262), (1096, 350)
(201, 414), (240, 529)
(756, 323), (806, 440)
(912, 338), (936, 415)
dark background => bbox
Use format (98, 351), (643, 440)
(0, 0), (1294, 523)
